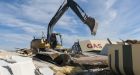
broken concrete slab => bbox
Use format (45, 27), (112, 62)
(9, 61), (36, 75)
(0, 66), (11, 75)
(0, 60), (9, 66)
(0, 55), (33, 64)
(38, 67), (54, 75)
(11, 56), (32, 62)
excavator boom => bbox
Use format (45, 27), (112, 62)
(47, 0), (69, 41)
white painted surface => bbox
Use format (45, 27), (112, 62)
(39, 67), (54, 75)
(11, 56), (32, 62)
(79, 40), (109, 51)
(0, 66), (11, 75)
(0, 60), (9, 66)
(9, 61), (35, 75)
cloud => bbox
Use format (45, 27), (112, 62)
(105, 0), (116, 9)
(80, 0), (88, 3)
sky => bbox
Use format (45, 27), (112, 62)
(0, 0), (140, 51)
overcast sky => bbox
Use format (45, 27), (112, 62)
(0, 0), (140, 50)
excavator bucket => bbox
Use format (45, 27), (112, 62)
(85, 16), (98, 35)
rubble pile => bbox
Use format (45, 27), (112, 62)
(0, 49), (114, 75)
(71, 56), (108, 70)
(32, 49), (112, 75)
(125, 40), (140, 44)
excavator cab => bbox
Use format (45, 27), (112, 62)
(50, 33), (63, 49)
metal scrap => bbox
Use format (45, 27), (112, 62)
(16, 48), (33, 56)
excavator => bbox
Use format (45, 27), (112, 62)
(31, 0), (98, 53)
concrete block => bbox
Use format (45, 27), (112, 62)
(9, 61), (35, 75)
(0, 66), (11, 75)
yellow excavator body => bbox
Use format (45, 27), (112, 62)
(31, 33), (63, 53)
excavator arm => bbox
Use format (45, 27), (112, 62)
(47, 0), (98, 43)
(68, 0), (98, 35)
